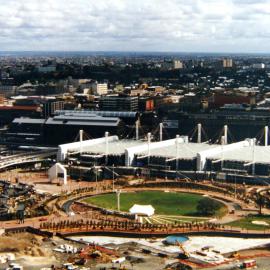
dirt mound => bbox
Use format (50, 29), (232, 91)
(0, 233), (42, 254)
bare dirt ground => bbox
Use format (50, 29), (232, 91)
(0, 232), (270, 269)
(0, 233), (58, 269)
(0, 169), (113, 195)
(0, 232), (167, 270)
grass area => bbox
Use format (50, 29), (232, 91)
(227, 215), (270, 231)
(216, 205), (229, 218)
(83, 191), (225, 217)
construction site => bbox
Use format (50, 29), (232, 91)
(0, 123), (270, 269)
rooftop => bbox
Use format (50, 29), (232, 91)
(13, 118), (45, 124)
(210, 145), (270, 164)
(138, 142), (218, 159)
(54, 110), (138, 118)
(46, 115), (121, 127)
(75, 140), (143, 155)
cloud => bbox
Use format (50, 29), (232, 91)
(0, 0), (269, 52)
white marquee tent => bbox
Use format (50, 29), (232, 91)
(129, 204), (155, 217)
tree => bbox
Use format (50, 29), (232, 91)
(255, 193), (265, 215)
(196, 198), (221, 216)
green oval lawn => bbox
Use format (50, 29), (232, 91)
(83, 191), (223, 216)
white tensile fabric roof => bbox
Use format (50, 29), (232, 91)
(137, 142), (218, 159)
(82, 140), (143, 155)
(129, 204), (155, 216)
(210, 145), (270, 164)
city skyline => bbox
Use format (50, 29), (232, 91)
(0, 0), (270, 53)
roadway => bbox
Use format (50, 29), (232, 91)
(0, 150), (57, 171)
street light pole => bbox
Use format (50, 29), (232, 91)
(116, 189), (121, 211)
(234, 169), (237, 200)
(95, 166), (98, 194)
(112, 164), (115, 192)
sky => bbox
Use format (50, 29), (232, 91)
(0, 0), (270, 53)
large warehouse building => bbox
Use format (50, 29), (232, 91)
(55, 130), (270, 184)
(5, 110), (140, 146)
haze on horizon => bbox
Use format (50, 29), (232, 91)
(0, 0), (270, 53)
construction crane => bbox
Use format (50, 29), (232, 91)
(176, 241), (190, 259)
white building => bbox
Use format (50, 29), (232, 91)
(91, 82), (108, 95)
(48, 163), (67, 185)
(173, 60), (184, 69)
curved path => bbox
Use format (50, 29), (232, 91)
(1, 181), (268, 239)
(59, 185), (258, 228)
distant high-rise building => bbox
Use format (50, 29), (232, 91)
(222, 58), (233, 68)
(162, 60), (183, 70)
(173, 60), (183, 69)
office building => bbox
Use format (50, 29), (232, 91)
(91, 82), (108, 95)
(100, 96), (138, 111)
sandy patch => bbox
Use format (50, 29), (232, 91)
(252, 220), (269, 226)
